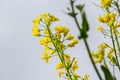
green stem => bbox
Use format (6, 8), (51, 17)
(114, 1), (120, 16)
(46, 25), (72, 80)
(70, 0), (81, 32)
(83, 38), (103, 80)
(60, 49), (73, 80)
(69, 0), (103, 80)
(115, 34), (120, 56)
(46, 25), (62, 62)
(114, 1), (120, 56)
(110, 27), (120, 71)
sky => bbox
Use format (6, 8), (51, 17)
(0, 0), (119, 80)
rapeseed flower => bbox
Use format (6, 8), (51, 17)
(98, 12), (116, 26)
(96, 26), (103, 31)
(72, 59), (79, 71)
(66, 33), (74, 40)
(58, 70), (64, 77)
(68, 39), (79, 47)
(100, 0), (112, 8)
(55, 26), (69, 36)
(56, 62), (63, 69)
(83, 74), (89, 80)
(42, 53), (50, 63)
(32, 25), (40, 36)
(32, 16), (41, 25)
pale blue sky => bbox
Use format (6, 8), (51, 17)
(0, 0), (119, 80)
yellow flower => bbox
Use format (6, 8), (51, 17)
(113, 29), (119, 35)
(100, 0), (112, 7)
(98, 13), (116, 26)
(73, 73), (81, 80)
(55, 26), (69, 36)
(32, 16), (41, 25)
(44, 47), (49, 53)
(41, 12), (49, 20)
(32, 31), (40, 36)
(58, 70), (64, 77)
(66, 33), (74, 40)
(45, 18), (51, 24)
(58, 42), (66, 50)
(41, 13), (51, 24)
(39, 37), (51, 47)
(68, 39), (79, 47)
(32, 25), (40, 36)
(51, 15), (59, 22)
(83, 74), (89, 80)
(72, 60), (79, 71)
(98, 16), (105, 23)
(42, 53), (50, 63)
(41, 12), (59, 24)
(96, 26), (103, 31)
(56, 62), (63, 69)
(114, 22), (120, 27)
(92, 49), (104, 64)
(107, 48), (114, 60)
(49, 50), (56, 55)
(64, 54), (71, 61)
(63, 27), (69, 36)
(32, 25), (40, 31)
(43, 29), (49, 35)
(98, 43), (108, 49)
(56, 33), (61, 39)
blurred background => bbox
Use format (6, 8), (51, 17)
(0, 0), (118, 80)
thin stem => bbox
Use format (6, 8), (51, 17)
(59, 48), (73, 80)
(70, 0), (81, 32)
(115, 34), (120, 56)
(69, 0), (103, 80)
(110, 27), (120, 71)
(114, 1), (120, 16)
(83, 38), (103, 80)
(46, 25), (62, 62)
(47, 25), (73, 80)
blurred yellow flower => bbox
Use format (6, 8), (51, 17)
(55, 26), (69, 36)
(66, 33), (74, 40)
(72, 60), (79, 71)
(83, 74), (89, 80)
(100, 0), (112, 7)
(32, 25), (40, 36)
(56, 62), (63, 69)
(96, 26), (103, 31)
(42, 53), (50, 63)
(68, 39), (79, 47)
(32, 16), (41, 25)
(58, 70), (64, 77)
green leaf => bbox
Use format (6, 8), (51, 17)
(67, 12), (77, 17)
(82, 11), (89, 33)
(79, 11), (89, 39)
(76, 4), (85, 12)
(101, 65), (116, 80)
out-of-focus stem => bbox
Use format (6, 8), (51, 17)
(110, 27), (120, 71)
(69, 0), (103, 80)
(115, 34), (120, 56)
(46, 25), (73, 80)
(114, 1), (120, 16)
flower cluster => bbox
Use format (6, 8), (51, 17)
(97, 0), (120, 35)
(92, 43), (117, 65)
(94, 1), (120, 79)
(32, 12), (89, 80)
(98, 12), (116, 26)
(100, 0), (112, 8)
